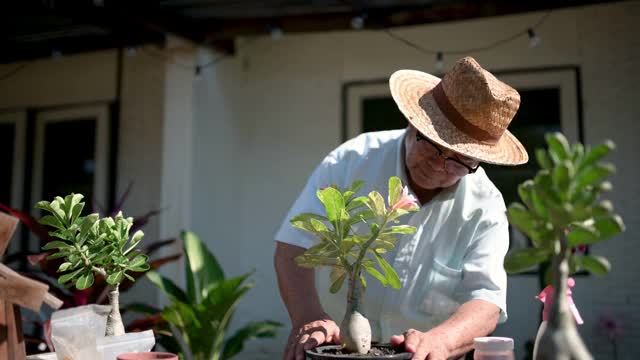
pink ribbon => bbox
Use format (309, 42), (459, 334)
(536, 277), (584, 325)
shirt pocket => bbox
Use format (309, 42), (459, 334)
(417, 258), (463, 323)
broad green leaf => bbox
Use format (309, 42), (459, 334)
(517, 180), (535, 212)
(504, 248), (550, 273)
(593, 215), (625, 240)
(77, 214), (99, 245)
(574, 255), (610, 276)
(546, 132), (570, 163)
(575, 163), (615, 192)
(57, 262), (73, 272)
(578, 141), (614, 171)
(368, 191), (386, 217)
(76, 271), (94, 290)
(316, 187), (345, 223)
(571, 143), (584, 164)
(124, 230), (144, 254)
(39, 215), (64, 231)
(552, 161), (573, 194)
(592, 200), (613, 217)
(388, 176), (403, 206)
(58, 268), (84, 285)
(221, 321), (282, 360)
(346, 196), (369, 212)
(290, 213), (329, 223)
(329, 272), (346, 293)
(49, 200), (67, 226)
(535, 149), (553, 170)
(507, 203), (537, 238)
(106, 271), (124, 285)
(42, 240), (72, 250)
(34, 201), (51, 211)
(183, 231), (224, 303)
(363, 265), (387, 287)
(128, 254), (148, 268)
(70, 202), (84, 225)
(382, 225), (417, 235)
(567, 223), (599, 247)
(146, 270), (188, 303)
(374, 253), (400, 289)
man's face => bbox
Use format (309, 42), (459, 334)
(404, 126), (480, 190)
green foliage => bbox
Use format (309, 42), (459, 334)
(293, 177), (419, 293)
(148, 231), (281, 360)
(504, 133), (625, 280)
(37, 194), (150, 290)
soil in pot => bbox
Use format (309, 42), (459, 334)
(306, 344), (412, 359)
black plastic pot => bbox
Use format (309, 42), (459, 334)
(306, 345), (412, 359)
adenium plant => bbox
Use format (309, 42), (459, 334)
(292, 176), (419, 354)
(36, 194), (150, 337)
(503, 133), (625, 360)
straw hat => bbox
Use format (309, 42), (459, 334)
(389, 56), (528, 165)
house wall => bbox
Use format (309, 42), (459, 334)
(191, 1), (639, 358)
(0, 48), (171, 314)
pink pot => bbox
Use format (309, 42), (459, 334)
(117, 352), (178, 360)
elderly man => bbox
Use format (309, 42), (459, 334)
(274, 56), (528, 360)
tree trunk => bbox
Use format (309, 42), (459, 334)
(340, 271), (371, 354)
(536, 234), (591, 360)
(105, 285), (125, 336)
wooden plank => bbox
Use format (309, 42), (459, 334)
(0, 212), (19, 256)
(0, 264), (49, 312)
(6, 302), (26, 360)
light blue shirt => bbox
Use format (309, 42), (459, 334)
(275, 129), (509, 341)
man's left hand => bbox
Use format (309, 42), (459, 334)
(390, 328), (450, 360)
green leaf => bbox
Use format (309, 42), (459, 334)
(552, 161), (573, 194)
(368, 191), (386, 217)
(316, 187), (345, 223)
(574, 255), (611, 276)
(76, 271), (94, 290)
(593, 215), (625, 240)
(58, 268), (84, 285)
(221, 321), (282, 360)
(388, 176), (403, 207)
(374, 253), (400, 289)
(578, 141), (614, 171)
(124, 230), (144, 254)
(363, 265), (387, 287)
(504, 248), (550, 273)
(567, 223), (600, 247)
(183, 231), (224, 303)
(106, 271), (124, 285)
(128, 254), (149, 268)
(39, 215), (64, 231)
(546, 132), (571, 163)
(535, 149), (553, 170)
(382, 225), (417, 235)
(146, 270), (188, 303)
(346, 196), (369, 212)
(329, 272), (346, 293)
(58, 262), (73, 272)
(507, 203), (538, 238)
(42, 240), (72, 251)
(575, 163), (615, 193)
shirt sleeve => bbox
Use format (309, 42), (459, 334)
(456, 204), (510, 323)
(274, 152), (341, 249)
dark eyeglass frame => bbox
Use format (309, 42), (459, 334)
(416, 132), (480, 174)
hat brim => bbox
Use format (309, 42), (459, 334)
(389, 69), (528, 166)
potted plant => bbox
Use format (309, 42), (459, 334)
(291, 176), (418, 358)
(503, 133), (625, 359)
(145, 231), (282, 360)
(36, 193), (151, 337)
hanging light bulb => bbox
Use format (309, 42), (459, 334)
(125, 46), (137, 57)
(435, 52), (444, 72)
(270, 27), (283, 40)
(351, 14), (366, 29)
(527, 28), (541, 48)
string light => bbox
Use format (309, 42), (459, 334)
(435, 51), (444, 72)
(527, 28), (541, 48)
(351, 14), (366, 30)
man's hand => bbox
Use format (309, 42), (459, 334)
(284, 318), (341, 360)
(390, 329), (449, 360)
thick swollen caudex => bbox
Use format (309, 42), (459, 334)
(105, 288), (125, 336)
(340, 310), (371, 354)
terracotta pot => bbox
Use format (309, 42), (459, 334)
(306, 345), (412, 359)
(117, 352), (178, 360)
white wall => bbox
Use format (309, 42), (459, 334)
(191, 2), (640, 358)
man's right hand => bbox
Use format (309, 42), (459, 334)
(284, 318), (341, 360)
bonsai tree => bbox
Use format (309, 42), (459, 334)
(146, 231), (282, 360)
(293, 176), (419, 354)
(36, 193), (150, 336)
(504, 133), (625, 359)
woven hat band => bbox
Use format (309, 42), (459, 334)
(432, 82), (501, 144)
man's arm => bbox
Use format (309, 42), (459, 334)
(390, 299), (500, 360)
(274, 241), (341, 360)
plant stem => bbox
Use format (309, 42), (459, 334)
(340, 271), (371, 354)
(105, 284), (125, 336)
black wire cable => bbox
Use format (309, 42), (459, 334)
(384, 11), (551, 55)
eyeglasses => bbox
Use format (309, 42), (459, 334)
(416, 132), (480, 175)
